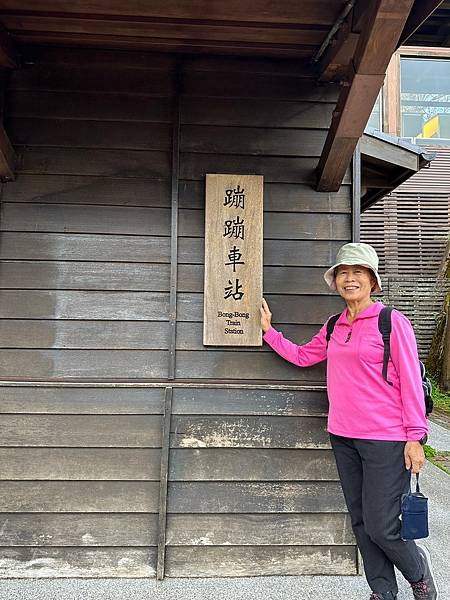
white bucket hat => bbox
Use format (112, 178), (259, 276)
(324, 242), (382, 292)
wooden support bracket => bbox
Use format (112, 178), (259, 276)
(316, 0), (415, 192)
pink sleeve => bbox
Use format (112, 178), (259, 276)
(389, 310), (429, 441)
(262, 321), (328, 367)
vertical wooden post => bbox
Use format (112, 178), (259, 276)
(168, 62), (181, 381)
(156, 385), (174, 580)
(352, 141), (361, 242)
(383, 53), (401, 136)
(156, 61), (181, 581)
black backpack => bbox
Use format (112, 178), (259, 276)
(325, 306), (433, 417)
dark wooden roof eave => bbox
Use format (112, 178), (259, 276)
(360, 129), (436, 212)
(316, 0), (417, 193)
(315, 0), (443, 193)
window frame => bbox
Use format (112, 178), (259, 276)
(383, 46), (450, 139)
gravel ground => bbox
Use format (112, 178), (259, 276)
(1, 425), (448, 600)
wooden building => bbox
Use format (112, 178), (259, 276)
(0, 0), (443, 579)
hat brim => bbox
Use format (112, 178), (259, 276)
(324, 262), (382, 293)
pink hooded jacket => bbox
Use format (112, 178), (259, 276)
(262, 301), (428, 442)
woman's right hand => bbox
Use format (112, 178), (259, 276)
(260, 297), (272, 333)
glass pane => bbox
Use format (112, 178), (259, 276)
(400, 57), (450, 144)
(367, 93), (382, 131)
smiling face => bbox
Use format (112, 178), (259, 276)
(334, 264), (377, 303)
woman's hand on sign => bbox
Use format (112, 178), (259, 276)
(260, 298), (272, 333)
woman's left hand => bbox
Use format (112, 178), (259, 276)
(404, 441), (425, 473)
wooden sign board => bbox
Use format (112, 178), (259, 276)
(203, 174), (263, 346)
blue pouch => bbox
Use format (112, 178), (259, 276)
(400, 472), (429, 540)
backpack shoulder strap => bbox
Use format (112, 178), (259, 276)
(378, 306), (394, 386)
(326, 313), (340, 349)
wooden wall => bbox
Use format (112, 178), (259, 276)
(0, 46), (354, 577)
(361, 147), (450, 278)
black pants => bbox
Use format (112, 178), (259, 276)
(330, 433), (424, 596)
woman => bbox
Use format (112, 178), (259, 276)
(260, 242), (438, 600)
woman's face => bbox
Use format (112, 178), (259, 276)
(334, 264), (376, 303)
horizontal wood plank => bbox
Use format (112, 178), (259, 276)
(1, 175), (350, 212)
(0, 414), (163, 446)
(167, 481), (346, 512)
(0, 512), (353, 546)
(1, 203), (171, 234)
(0, 232), (171, 262)
(180, 153), (351, 184)
(10, 63), (173, 95)
(178, 265), (333, 294)
(0, 350), (169, 379)
(0, 481), (345, 513)
(0, 320), (170, 349)
(0, 320), (322, 351)
(170, 448), (337, 479)
(2, 15), (329, 47)
(175, 351), (326, 381)
(171, 387), (328, 415)
(166, 513), (353, 545)
(0, 447), (336, 481)
(21, 45), (176, 69)
(0, 233), (343, 265)
(177, 292), (345, 323)
(0, 261), (170, 291)
(0, 290), (169, 319)
(0, 1), (344, 26)
(7, 90), (172, 122)
(16, 147), (171, 178)
(180, 180), (351, 212)
(179, 209), (351, 239)
(0, 261), (341, 294)
(0, 385), (327, 415)
(0, 546), (156, 577)
(9, 33), (320, 59)
(183, 72), (339, 101)
(180, 125), (327, 157)
(0, 513), (159, 546)
(0, 448), (161, 479)
(165, 545), (356, 576)
(181, 98), (335, 128)
(1, 175), (171, 206)
(0, 386), (165, 414)
(0, 290), (343, 322)
(182, 54), (317, 75)
(171, 416), (329, 448)
(0, 481), (160, 512)
(8, 118), (172, 151)
(0, 206), (349, 240)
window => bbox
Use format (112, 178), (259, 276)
(400, 57), (450, 145)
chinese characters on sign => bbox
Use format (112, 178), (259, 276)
(203, 174), (263, 346)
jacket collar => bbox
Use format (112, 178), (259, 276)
(337, 300), (384, 326)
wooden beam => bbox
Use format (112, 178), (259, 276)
(316, 0), (414, 192)
(0, 24), (19, 68)
(318, 20), (359, 82)
(0, 124), (16, 181)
